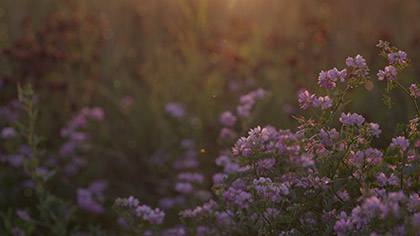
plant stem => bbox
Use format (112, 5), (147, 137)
(395, 80), (420, 118)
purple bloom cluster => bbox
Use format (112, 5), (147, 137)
(77, 180), (107, 214)
(236, 88), (265, 117)
(339, 112), (365, 126)
(298, 90), (332, 110)
(346, 54), (367, 69)
(223, 187), (253, 210)
(390, 136), (409, 151)
(334, 192), (408, 235)
(377, 65), (397, 81)
(177, 172), (204, 184)
(376, 172), (399, 187)
(367, 122), (382, 137)
(388, 50), (407, 65)
(165, 102), (185, 119)
(345, 54), (370, 78)
(59, 107), (104, 176)
(318, 128), (339, 146)
(115, 196), (165, 225)
(409, 84), (420, 98)
(318, 67), (346, 89)
(215, 155), (240, 174)
(77, 189), (104, 214)
(219, 111), (237, 127)
(253, 177), (289, 202)
(1, 126), (17, 139)
(136, 205), (165, 225)
(175, 182), (193, 194)
(180, 199), (216, 218)
(294, 169), (331, 190)
(16, 209), (31, 221)
(173, 140), (199, 170)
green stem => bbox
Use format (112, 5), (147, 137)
(395, 80), (420, 118)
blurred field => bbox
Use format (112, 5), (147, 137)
(1, 0), (420, 232)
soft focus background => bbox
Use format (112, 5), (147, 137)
(1, 0), (420, 234)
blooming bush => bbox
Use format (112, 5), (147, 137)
(3, 32), (420, 235)
(110, 41), (420, 235)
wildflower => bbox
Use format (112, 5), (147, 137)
(365, 148), (383, 165)
(77, 188), (104, 214)
(339, 112), (365, 126)
(219, 127), (236, 139)
(346, 55), (367, 68)
(165, 103), (185, 119)
(408, 193), (420, 212)
(409, 84), (420, 98)
(236, 88), (265, 117)
(376, 40), (390, 50)
(175, 182), (193, 194)
(1, 126), (17, 139)
(318, 68), (347, 88)
(414, 213), (420, 225)
(177, 172), (204, 184)
(253, 177), (289, 202)
(313, 96), (332, 109)
(390, 136), (409, 151)
(377, 173), (388, 187)
(219, 111), (237, 127)
(367, 122), (382, 137)
(115, 196), (139, 208)
(388, 50), (407, 65)
(88, 107), (105, 121)
(135, 205), (165, 225)
(377, 65), (397, 81)
(297, 90), (315, 109)
(16, 209), (31, 221)
(222, 187), (253, 210)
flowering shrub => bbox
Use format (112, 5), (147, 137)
(110, 41), (420, 235)
(3, 36), (420, 235)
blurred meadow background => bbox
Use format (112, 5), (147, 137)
(1, 0), (420, 234)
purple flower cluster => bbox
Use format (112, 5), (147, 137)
(334, 192), (408, 235)
(236, 88), (265, 117)
(222, 187), (253, 210)
(366, 122), (382, 137)
(390, 136), (409, 151)
(298, 90), (332, 110)
(136, 205), (165, 225)
(175, 182), (193, 194)
(215, 155), (240, 174)
(318, 128), (339, 146)
(409, 84), (420, 98)
(59, 107), (104, 176)
(376, 172), (399, 187)
(345, 54), (370, 78)
(180, 199), (216, 218)
(77, 180), (107, 214)
(339, 112), (365, 126)
(346, 54), (367, 69)
(253, 177), (289, 202)
(115, 196), (165, 225)
(1, 126), (17, 139)
(388, 50), (407, 65)
(177, 172), (204, 184)
(294, 169), (331, 190)
(173, 139), (199, 170)
(318, 67), (346, 89)
(219, 111), (237, 127)
(377, 65), (397, 81)
(165, 102), (185, 119)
